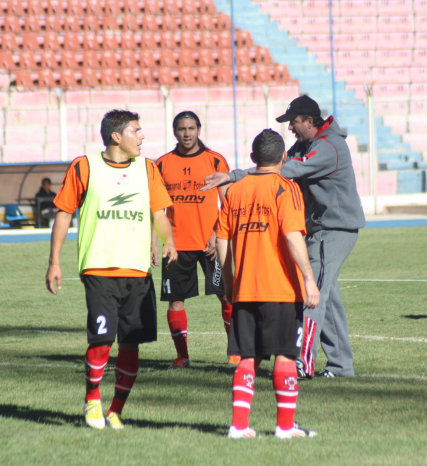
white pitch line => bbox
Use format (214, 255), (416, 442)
(352, 334), (426, 343)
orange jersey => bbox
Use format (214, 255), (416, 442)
(156, 145), (229, 250)
(54, 153), (172, 277)
(217, 172), (307, 303)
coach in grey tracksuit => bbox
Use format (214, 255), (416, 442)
(228, 95), (365, 378)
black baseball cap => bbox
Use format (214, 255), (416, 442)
(276, 95), (321, 122)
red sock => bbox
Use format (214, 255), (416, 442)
(301, 316), (317, 377)
(85, 344), (111, 402)
(221, 303), (233, 336)
(167, 309), (189, 359)
(273, 359), (299, 430)
(108, 349), (139, 415)
(231, 359), (256, 429)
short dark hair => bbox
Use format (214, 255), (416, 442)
(172, 110), (201, 132)
(42, 177), (51, 184)
(251, 129), (285, 166)
(100, 109), (140, 146)
(301, 114), (325, 128)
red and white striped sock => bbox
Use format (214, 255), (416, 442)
(108, 348), (139, 415)
(85, 344), (111, 402)
(221, 303), (233, 336)
(273, 359), (299, 430)
(231, 359), (256, 429)
(301, 316), (317, 377)
(167, 309), (189, 359)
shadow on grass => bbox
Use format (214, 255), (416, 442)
(402, 314), (427, 319)
(0, 404), (225, 434)
(0, 325), (84, 336)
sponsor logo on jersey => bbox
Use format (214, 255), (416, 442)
(238, 221), (269, 232)
(96, 192), (144, 221)
(170, 194), (206, 203)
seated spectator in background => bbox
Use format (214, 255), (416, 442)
(35, 177), (58, 227)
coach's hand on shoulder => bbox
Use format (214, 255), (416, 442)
(304, 278), (320, 309)
(202, 172), (231, 191)
(46, 264), (62, 295)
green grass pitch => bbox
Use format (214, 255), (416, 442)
(0, 227), (426, 465)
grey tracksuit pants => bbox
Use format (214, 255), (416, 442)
(300, 229), (358, 376)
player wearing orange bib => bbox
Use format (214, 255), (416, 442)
(216, 129), (319, 439)
(153, 111), (236, 368)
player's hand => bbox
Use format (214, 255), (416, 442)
(304, 278), (320, 309)
(46, 264), (62, 295)
(151, 243), (159, 267)
(201, 172), (231, 191)
(163, 241), (178, 268)
(204, 232), (217, 259)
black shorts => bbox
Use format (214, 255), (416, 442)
(228, 302), (303, 359)
(160, 250), (224, 302)
(82, 275), (157, 345)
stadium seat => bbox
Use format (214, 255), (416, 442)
(83, 32), (100, 50)
(100, 50), (119, 68)
(81, 68), (99, 86)
(5, 0), (25, 15)
(18, 51), (38, 69)
(83, 15), (100, 31)
(140, 31), (157, 49)
(216, 66), (233, 84)
(101, 68), (118, 86)
(5, 15), (22, 32)
(180, 30), (197, 49)
(178, 49), (196, 66)
(144, 0), (162, 14)
(60, 51), (79, 68)
(121, 31), (138, 49)
(27, 0), (46, 15)
(41, 50), (60, 69)
(163, 0), (180, 14)
(67, 0), (84, 15)
(235, 48), (251, 65)
(255, 64), (273, 83)
(119, 68), (136, 86)
(179, 66), (197, 84)
(22, 33), (40, 51)
(123, 0), (143, 13)
(274, 64), (290, 82)
(122, 15), (140, 31)
(142, 15), (159, 31)
(102, 32), (119, 50)
(199, 31), (217, 48)
(103, 15), (120, 31)
(197, 66), (215, 84)
(45, 15), (62, 32)
(181, 14), (198, 30)
(199, 13), (215, 30)
(237, 65), (254, 83)
(64, 32), (83, 50)
(120, 50), (137, 68)
(200, 0), (216, 13)
(182, 0), (198, 14)
(255, 47), (272, 65)
(235, 30), (253, 47)
(15, 70), (35, 87)
(86, 0), (104, 15)
(217, 30), (232, 48)
(43, 32), (61, 51)
(216, 13), (232, 30)
(1, 33), (18, 50)
(197, 49), (215, 66)
(60, 69), (78, 87)
(0, 51), (16, 69)
(5, 204), (31, 227)
(82, 50), (100, 68)
(217, 49), (232, 66)
(159, 49), (177, 67)
(157, 67), (176, 86)
(160, 31), (178, 48)
(139, 49), (156, 67)
(104, 0), (122, 15)
(161, 15), (179, 31)
(47, 0), (65, 14)
(38, 69), (57, 87)
(138, 68), (155, 85)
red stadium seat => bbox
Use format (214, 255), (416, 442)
(43, 32), (62, 51)
(101, 68), (119, 86)
(139, 49), (156, 67)
(104, 0), (122, 15)
(41, 50), (60, 69)
(160, 31), (178, 48)
(199, 31), (217, 48)
(25, 16), (42, 32)
(86, 0), (104, 14)
(144, 0), (162, 14)
(39, 69), (57, 87)
(216, 66), (233, 83)
(123, 0), (143, 13)
(161, 15), (179, 31)
(159, 49), (177, 67)
(60, 51), (79, 68)
(67, 0), (84, 15)
(235, 30), (253, 47)
(81, 68), (99, 87)
(121, 31), (138, 49)
(157, 67), (176, 86)
(200, 0), (216, 13)
(64, 16), (81, 32)
(178, 49), (196, 66)
(100, 50), (119, 68)
(120, 50), (137, 67)
(27, 0), (46, 15)
(163, 0), (180, 14)
(180, 30), (197, 48)
(83, 32), (101, 50)
(6, 0), (25, 15)
(60, 69), (78, 87)
(274, 64), (290, 82)
(237, 65), (254, 83)
(5, 15), (22, 32)
(199, 13), (215, 30)
(0, 51), (16, 69)
(138, 68), (154, 85)
(140, 31), (157, 49)
(1, 33), (18, 50)
(255, 47), (272, 65)
(102, 32), (119, 50)
(19, 51), (38, 69)
(83, 16), (100, 31)
(196, 66), (215, 84)
(122, 15), (140, 31)
(119, 68), (136, 86)
(82, 50), (100, 68)
(47, 0), (65, 14)
(217, 48), (232, 66)
(64, 33), (83, 50)
(216, 13), (231, 30)
(45, 15), (63, 32)
(142, 15), (159, 31)
(255, 64), (272, 83)
(197, 49), (215, 66)
(182, 0), (198, 13)
(15, 70), (35, 87)
(103, 15), (120, 31)
(181, 14), (198, 30)
(235, 47), (251, 65)
(217, 30), (232, 48)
